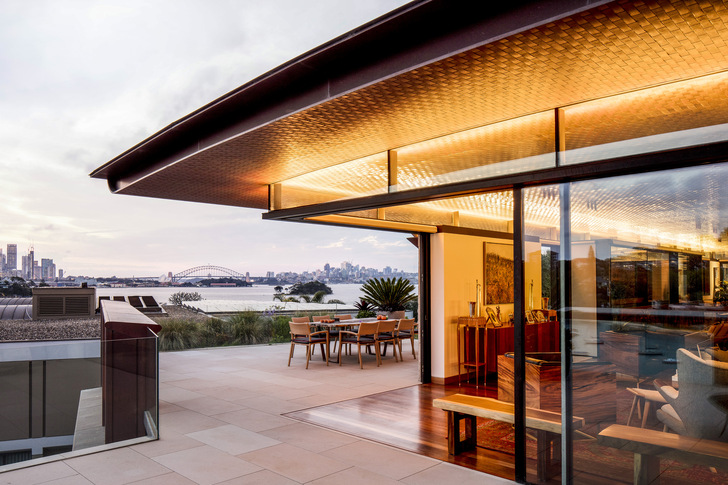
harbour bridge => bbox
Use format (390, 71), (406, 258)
(171, 265), (247, 283)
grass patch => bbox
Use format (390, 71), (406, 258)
(154, 309), (355, 351)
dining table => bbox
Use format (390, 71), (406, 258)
(310, 317), (388, 363)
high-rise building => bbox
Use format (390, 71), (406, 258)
(27, 247), (35, 280)
(7, 244), (17, 271)
(41, 259), (55, 280)
(59, 269), (64, 279)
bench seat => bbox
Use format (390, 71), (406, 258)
(598, 424), (728, 484)
(433, 393), (584, 481)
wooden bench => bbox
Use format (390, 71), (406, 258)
(433, 393), (584, 481)
(598, 424), (728, 485)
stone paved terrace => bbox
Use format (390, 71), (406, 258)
(1, 343), (514, 484)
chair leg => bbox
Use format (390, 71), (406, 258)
(627, 394), (638, 426)
(325, 339), (330, 366)
(319, 343), (326, 362)
(410, 336), (416, 359)
(288, 342), (295, 366)
(641, 401), (651, 428)
(305, 345), (311, 369)
(358, 343), (363, 369)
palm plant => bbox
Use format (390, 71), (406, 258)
(361, 277), (417, 312)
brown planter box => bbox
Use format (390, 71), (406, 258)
(599, 331), (642, 377)
(497, 352), (616, 425)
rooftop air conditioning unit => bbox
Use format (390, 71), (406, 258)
(32, 287), (96, 320)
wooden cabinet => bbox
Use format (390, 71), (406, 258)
(457, 318), (560, 385)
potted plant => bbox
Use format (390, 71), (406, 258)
(360, 277), (417, 320)
(715, 281), (728, 307)
(354, 299), (377, 318)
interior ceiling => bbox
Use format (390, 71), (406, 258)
(115, 0), (728, 210)
(348, 162), (728, 253)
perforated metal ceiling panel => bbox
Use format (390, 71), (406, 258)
(114, 0), (728, 210)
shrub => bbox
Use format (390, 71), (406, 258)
(354, 299), (376, 318)
(158, 318), (200, 351)
(169, 291), (203, 305)
(228, 311), (261, 345)
(199, 318), (235, 347)
(259, 315), (291, 343)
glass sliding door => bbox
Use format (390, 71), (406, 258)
(563, 162), (728, 484)
(521, 185), (564, 483)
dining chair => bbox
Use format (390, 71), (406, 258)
(333, 314), (355, 354)
(288, 322), (329, 369)
(339, 321), (378, 368)
(311, 315), (338, 355)
(376, 320), (399, 365)
(291, 316), (310, 323)
(395, 318), (417, 359)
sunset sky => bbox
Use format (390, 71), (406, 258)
(0, 0), (416, 278)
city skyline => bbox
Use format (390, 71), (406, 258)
(0, 0), (415, 277)
(1, 237), (414, 281)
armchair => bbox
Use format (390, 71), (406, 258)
(655, 348), (728, 441)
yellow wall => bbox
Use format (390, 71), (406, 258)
(430, 231), (543, 381)
(571, 241), (597, 356)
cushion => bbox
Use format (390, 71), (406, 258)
(706, 347), (728, 363)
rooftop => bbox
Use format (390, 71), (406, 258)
(1, 343), (512, 484)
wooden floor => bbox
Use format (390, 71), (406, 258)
(285, 380), (518, 481)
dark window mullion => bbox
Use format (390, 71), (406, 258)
(559, 183), (574, 484)
(513, 186), (526, 482)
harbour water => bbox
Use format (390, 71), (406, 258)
(97, 283), (418, 307)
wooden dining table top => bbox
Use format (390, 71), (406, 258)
(310, 317), (393, 327)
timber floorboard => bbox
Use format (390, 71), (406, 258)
(284, 380), (517, 481)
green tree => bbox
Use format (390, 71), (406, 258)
(287, 281), (332, 295)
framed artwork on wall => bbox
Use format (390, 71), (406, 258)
(484, 242), (514, 305)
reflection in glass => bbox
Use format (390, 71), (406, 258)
(395, 111), (555, 190)
(566, 162), (728, 484)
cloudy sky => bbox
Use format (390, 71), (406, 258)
(0, 0), (416, 278)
